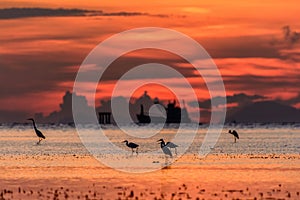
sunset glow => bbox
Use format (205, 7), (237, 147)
(1, 0), (300, 122)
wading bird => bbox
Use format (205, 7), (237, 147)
(158, 138), (178, 154)
(122, 140), (139, 154)
(228, 130), (239, 143)
(27, 118), (46, 144)
(157, 139), (172, 158)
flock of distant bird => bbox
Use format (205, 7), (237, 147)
(27, 118), (240, 157)
(122, 129), (239, 158)
(122, 138), (178, 157)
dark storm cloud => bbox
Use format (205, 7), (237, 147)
(223, 74), (300, 91)
(0, 34), (90, 44)
(1, 32), (298, 102)
(0, 8), (94, 19)
(1, 34), (298, 101)
(100, 12), (168, 18)
(34, 91), (95, 124)
(268, 26), (300, 61)
(0, 48), (198, 100)
(0, 8), (167, 20)
(188, 93), (266, 109)
(200, 26), (300, 61)
(201, 35), (281, 59)
(0, 51), (83, 97)
(276, 92), (300, 106)
(99, 51), (197, 82)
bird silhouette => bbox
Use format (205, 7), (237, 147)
(122, 140), (139, 154)
(27, 118), (46, 144)
(228, 130), (239, 143)
(158, 138), (178, 154)
(157, 139), (172, 158)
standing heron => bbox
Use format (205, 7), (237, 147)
(122, 140), (139, 154)
(27, 118), (46, 144)
(157, 139), (172, 158)
(228, 130), (239, 143)
(158, 138), (178, 154)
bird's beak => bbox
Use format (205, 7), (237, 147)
(122, 140), (126, 143)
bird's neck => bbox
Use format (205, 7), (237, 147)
(31, 121), (37, 129)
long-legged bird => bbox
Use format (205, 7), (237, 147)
(123, 140), (139, 154)
(27, 118), (46, 144)
(158, 138), (178, 154)
(228, 130), (239, 143)
(157, 139), (172, 158)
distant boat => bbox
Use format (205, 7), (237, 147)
(136, 100), (191, 124)
(136, 105), (164, 123)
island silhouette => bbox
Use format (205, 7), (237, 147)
(1, 91), (297, 124)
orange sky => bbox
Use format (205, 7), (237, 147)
(0, 0), (300, 121)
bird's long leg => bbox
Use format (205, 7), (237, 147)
(175, 148), (177, 155)
(136, 148), (139, 155)
(37, 138), (41, 145)
(164, 155), (168, 165)
(234, 137), (236, 143)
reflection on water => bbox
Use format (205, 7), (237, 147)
(0, 124), (299, 199)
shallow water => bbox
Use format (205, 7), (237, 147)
(0, 124), (299, 199)
(0, 123), (299, 157)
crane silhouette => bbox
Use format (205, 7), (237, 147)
(158, 138), (178, 154)
(27, 118), (46, 144)
(157, 139), (172, 158)
(228, 130), (239, 143)
(122, 140), (139, 154)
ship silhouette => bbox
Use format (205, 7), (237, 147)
(137, 99), (191, 124)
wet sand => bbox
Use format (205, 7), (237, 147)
(0, 154), (299, 200)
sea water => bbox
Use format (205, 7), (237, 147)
(0, 123), (299, 199)
(0, 123), (299, 160)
